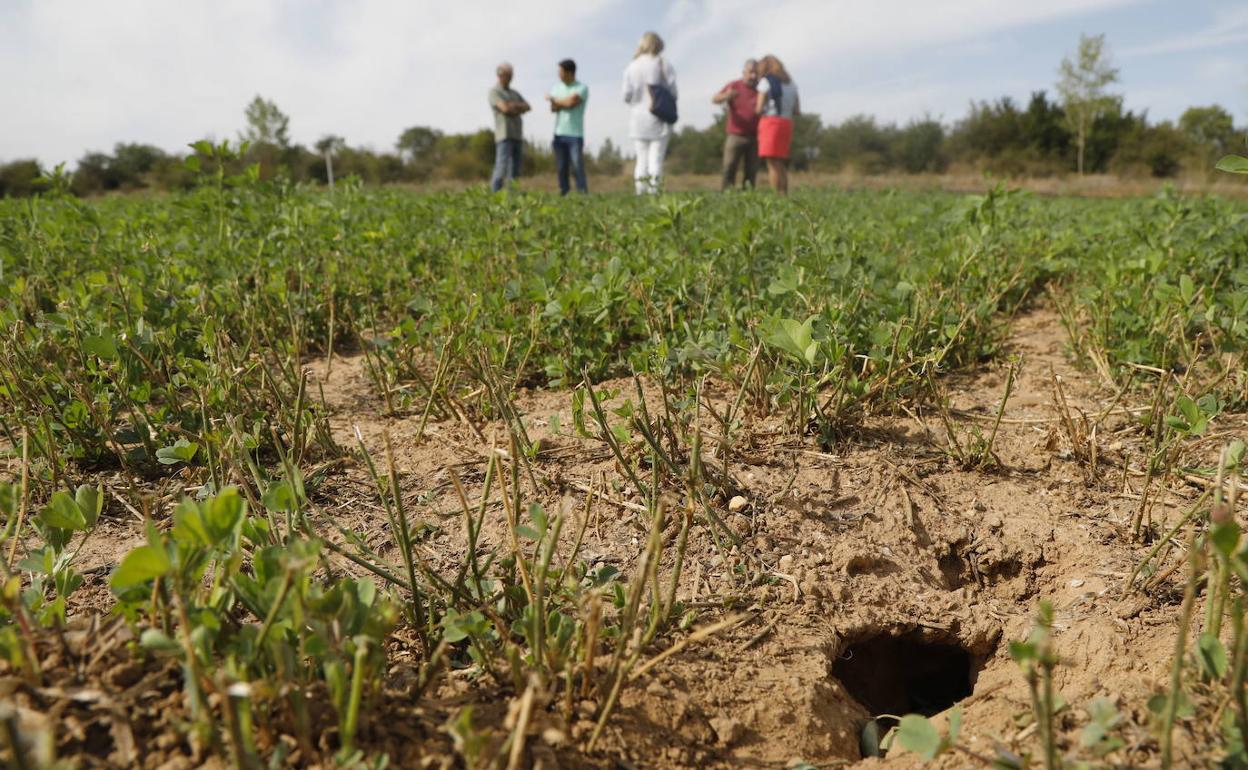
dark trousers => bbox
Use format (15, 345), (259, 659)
(552, 135), (588, 195)
(721, 133), (758, 190)
(491, 139), (522, 192)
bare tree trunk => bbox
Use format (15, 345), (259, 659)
(324, 152), (335, 192)
(1076, 114), (1086, 176)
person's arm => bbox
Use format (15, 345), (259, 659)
(712, 83), (734, 105)
(623, 67), (637, 104)
(755, 90), (767, 116)
(549, 92), (583, 109)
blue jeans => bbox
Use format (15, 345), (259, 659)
(552, 135), (587, 195)
(491, 139), (522, 192)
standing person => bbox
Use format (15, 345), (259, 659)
(712, 59), (759, 190)
(546, 59), (590, 195)
(622, 31), (677, 195)
(755, 54), (800, 195)
(489, 63), (530, 192)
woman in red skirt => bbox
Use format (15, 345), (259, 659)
(755, 55), (800, 195)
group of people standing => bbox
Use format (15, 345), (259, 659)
(488, 32), (799, 196)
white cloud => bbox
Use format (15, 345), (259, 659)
(1120, 5), (1248, 57)
(0, 0), (1163, 166)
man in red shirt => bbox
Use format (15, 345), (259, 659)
(712, 59), (760, 190)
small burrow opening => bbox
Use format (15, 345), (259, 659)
(832, 630), (984, 723)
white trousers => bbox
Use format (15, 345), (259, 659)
(633, 136), (670, 195)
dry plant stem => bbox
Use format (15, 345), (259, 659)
(629, 613), (748, 681)
(1230, 597), (1248, 754)
(416, 340), (453, 440)
(356, 428), (427, 645)
(1160, 527), (1200, 770)
(589, 504), (664, 751)
(1123, 488), (1210, 595)
(0, 705), (32, 770)
(981, 357), (1019, 466)
(582, 373), (647, 496)
(925, 370), (965, 463)
(505, 682), (537, 770)
(6, 428), (28, 571)
(1205, 451), (1230, 637)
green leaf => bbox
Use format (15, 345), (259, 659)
(1216, 155), (1248, 174)
(74, 485), (103, 528)
(1008, 640), (1037, 663)
(82, 334), (119, 360)
(1212, 521), (1241, 558)
(155, 438), (198, 465)
(947, 706), (961, 746)
(261, 480), (296, 512)
(1179, 275), (1195, 304)
(1226, 440), (1246, 470)
(1197, 632), (1229, 680)
(765, 316), (819, 366)
(139, 628), (181, 654)
(895, 714), (944, 759)
(204, 488), (245, 539)
(39, 491), (87, 531)
(111, 544), (171, 590)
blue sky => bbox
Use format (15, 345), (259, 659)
(1, 0), (1246, 167)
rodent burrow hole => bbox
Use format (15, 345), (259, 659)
(832, 629), (990, 729)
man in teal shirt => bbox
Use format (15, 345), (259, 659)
(545, 59), (589, 195)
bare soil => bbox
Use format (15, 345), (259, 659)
(9, 306), (1231, 769)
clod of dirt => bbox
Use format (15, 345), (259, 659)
(710, 716), (745, 747)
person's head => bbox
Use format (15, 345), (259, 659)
(634, 31), (664, 59)
(742, 58), (759, 87)
(759, 54), (791, 83)
(558, 58), (576, 84)
(496, 62), (513, 87)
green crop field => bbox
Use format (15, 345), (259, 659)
(3, 155), (1248, 769)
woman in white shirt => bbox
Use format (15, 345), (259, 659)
(622, 31), (676, 194)
(755, 55), (800, 195)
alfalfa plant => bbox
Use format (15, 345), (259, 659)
(1011, 601), (1060, 770)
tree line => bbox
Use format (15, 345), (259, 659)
(2, 35), (1244, 197)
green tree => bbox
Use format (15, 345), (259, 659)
(790, 113), (824, 171)
(0, 159), (45, 197)
(591, 137), (624, 176)
(1180, 105), (1237, 168)
(893, 117), (946, 173)
(1019, 91), (1070, 163)
(241, 95), (291, 148)
(1056, 33), (1120, 175)
(396, 126), (444, 180)
(397, 126), (442, 162)
(820, 115), (894, 173)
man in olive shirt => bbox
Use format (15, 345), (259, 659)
(489, 63), (531, 192)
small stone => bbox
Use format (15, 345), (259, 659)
(575, 699), (598, 719)
(1069, 578), (1085, 588)
(710, 716), (745, 746)
(777, 554), (794, 572)
(541, 728), (567, 746)
(728, 495), (748, 512)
